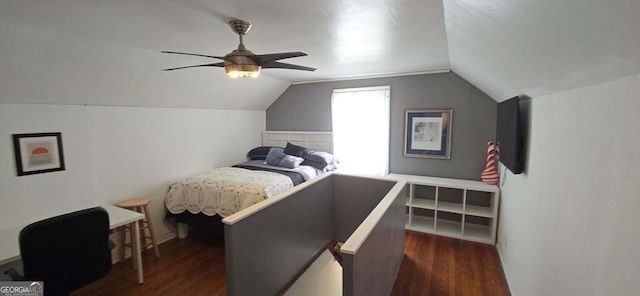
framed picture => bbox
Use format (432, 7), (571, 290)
(13, 132), (65, 176)
(403, 109), (453, 159)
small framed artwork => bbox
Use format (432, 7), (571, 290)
(403, 109), (453, 159)
(13, 132), (66, 176)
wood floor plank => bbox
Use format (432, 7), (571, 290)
(74, 230), (509, 296)
(390, 231), (510, 296)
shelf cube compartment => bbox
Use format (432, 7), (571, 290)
(409, 208), (435, 232)
(463, 216), (492, 243)
(438, 187), (464, 203)
(465, 190), (494, 217)
(464, 204), (493, 218)
(435, 212), (462, 237)
(413, 184), (437, 200)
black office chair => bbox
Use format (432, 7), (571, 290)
(4, 207), (113, 295)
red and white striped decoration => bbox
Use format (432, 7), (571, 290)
(481, 142), (499, 185)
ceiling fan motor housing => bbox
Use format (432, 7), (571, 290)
(224, 47), (261, 74)
(224, 19), (261, 76)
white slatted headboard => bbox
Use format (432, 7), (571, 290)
(262, 131), (333, 153)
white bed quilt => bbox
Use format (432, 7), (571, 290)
(165, 167), (294, 217)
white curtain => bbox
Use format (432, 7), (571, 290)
(331, 86), (390, 177)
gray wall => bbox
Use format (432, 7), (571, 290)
(266, 72), (497, 180)
(224, 176), (334, 296)
(223, 174), (406, 296)
(333, 175), (396, 242)
(341, 184), (405, 296)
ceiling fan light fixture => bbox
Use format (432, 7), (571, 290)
(225, 64), (261, 78)
(162, 18), (315, 76)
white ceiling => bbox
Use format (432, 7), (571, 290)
(0, 0), (638, 109)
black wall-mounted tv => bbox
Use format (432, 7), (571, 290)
(496, 96), (524, 174)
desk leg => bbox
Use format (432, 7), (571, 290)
(132, 221), (144, 284)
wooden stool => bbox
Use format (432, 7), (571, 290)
(116, 198), (160, 264)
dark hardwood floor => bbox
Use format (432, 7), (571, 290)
(74, 230), (510, 296)
(390, 231), (510, 296)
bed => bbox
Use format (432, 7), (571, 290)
(164, 131), (335, 237)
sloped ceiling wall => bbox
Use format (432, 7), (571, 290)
(0, 0), (449, 110)
(1, 0), (638, 108)
(0, 16), (291, 111)
(443, 0), (640, 102)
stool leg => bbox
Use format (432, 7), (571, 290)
(143, 204), (160, 258)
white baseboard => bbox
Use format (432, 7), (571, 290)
(496, 244), (517, 296)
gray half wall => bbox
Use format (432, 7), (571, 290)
(266, 72), (497, 180)
(224, 176), (334, 296)
(332, 175), (396, 242)
(223, 174), (405, 296)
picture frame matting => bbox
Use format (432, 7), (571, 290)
(13, 132), (65, 176)
(403, 109), (453, 159)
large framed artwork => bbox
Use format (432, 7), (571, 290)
(403, 109), (453, 159)
(13, 132), (65, 176)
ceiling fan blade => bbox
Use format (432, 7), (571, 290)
(162, 51), (229, 61)
(261, 61), (316, 71)
(252, 52), (308, 64)
(162, 62), (225, 71)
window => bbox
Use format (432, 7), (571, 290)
(331, 86), (390, 177)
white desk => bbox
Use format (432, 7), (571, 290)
(104, 205), (145, 284)
(0, 205), (145, 284)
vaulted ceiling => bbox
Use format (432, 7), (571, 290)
(1, 0), (638, 110)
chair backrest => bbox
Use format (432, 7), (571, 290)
(19, 207), (112, 295)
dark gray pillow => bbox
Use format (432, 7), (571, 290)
(301, 150), (338, 171)
(284, 142), (306, 157)
(247, 146), (279, 160)
(301, 159), (327, 170)
(278, 155), (304, 169)
(265, 147), (286, 166)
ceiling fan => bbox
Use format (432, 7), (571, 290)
(162, 19), (316, 78)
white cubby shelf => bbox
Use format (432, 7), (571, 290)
(388, 173), (500, 245)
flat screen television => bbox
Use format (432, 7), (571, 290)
(496, 96), (524, 174)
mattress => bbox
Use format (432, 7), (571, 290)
(165, 167), (294, 217)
